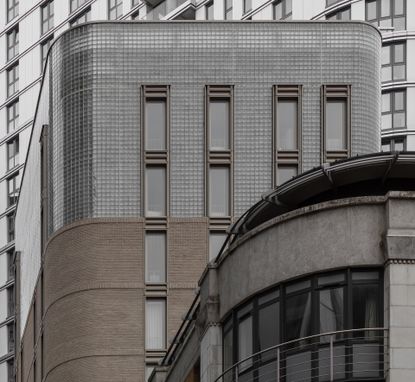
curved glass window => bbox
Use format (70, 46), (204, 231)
(223, 268), (382, 380)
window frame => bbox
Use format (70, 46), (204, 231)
(381, 42), (406, 83)
(69, 7), (91, 26)
(145, 298), (167, 351)
(206, 1), (214, 20)
(7, 64), (19, 98)
(321, 85), (351, 163)
(7, 172), (20, 207)
(108, 0), (123, 20)
(381, 136), (406, 152)
(243, 0), (252, 15)
(224, 0), (232, 19)
(273, 85), (302, 187)
(70, 0), (87, 13)
(145, 231), (167, 284)
(273, 0), (293, 20)
(41, 0), (54, 35)
(365, 0), (406, 30)
(7, 214), (15, 242)
(6, 27), (19, 62)
(7, 0), (19, 22)
(7, 136), (19, 171)
(381, 89), (406, 131)
(40, 35), (54, 69)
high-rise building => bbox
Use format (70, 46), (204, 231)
(12, 21), (380, 382)
(1, 0), (408, 379)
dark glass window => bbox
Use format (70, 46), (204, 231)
(7, 172), (20, 206)
(366, 0), (406, 30)
(319, 287), (344, 335)
(382, 42), (405, 82)
(274, 0), (292, 20)
(70, 8), (91, 26)
(7, 137), (19, 170)
(8, 324), (15, 352)
(382, 137), (405, 152)
(243, 0), (252, 14)
(7, 27), (19, 61)
(326, 6), (351, 20)
(70, 0), (86, 12)
(41, 36), (54, 67)
(7, 214), (15, 242)
(382, 90), (406, 130)
(7, 0), (19, 22)
(145, 100), (166, 150)
(7, 64), (19, 97)
(109, 0), (123, 19)
(352, 285), (379, 330)
(285, 289), (312, 341)
(258, 301), (279, 351)
(7, 100), (19, 133)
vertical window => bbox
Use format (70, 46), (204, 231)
(131, 10), (140, 19)
(243, 0), (252, 14)
(382, 90), (406, 130)
(109, 0), (123, 19)
(258, 291), (280, 352)
(223, 320), (233, 380)
(41, 36), (54, 67)
(132, 0), (140, 6)
(41, 1), (54, 35)
(7, 359), (14, 382)
(322, 85), (350, 162)
(145, 100), (166, 150)
(326, 6), (351, 20)
(70, 8), (91, 26)
(366, 0), (406, 30)
(224, 0), (232, 19)
(274, 0), (292, 20)
(145, 167), (166, 217)
(382, 42), (405, 82)
(7, 251), (15, 280)
(209, 231), (227, 261)
(7, 0), (19, 22)
(7, 137), (19, 170)
(237, 304), (253, 369)
(209, 167), (230, 217)
(274, 85), (301, 187)
(7, 101), (19, 133)
(7, 285), (15, 317)
(145, 232), (166, 283)
(209, 100), (230, 150)
(7, 324), (15, 353)
(7, 27), (19, 61)
(70, 0), (86, 12)
(145, 299), (166, 350)
(145, 365), (155, 382)
(7, 64), (19, 97)
(382, 137), (405, 151)
(7, 214), (15, 242)
(206, 1), (214, 20)
(7, 173), (20, 206)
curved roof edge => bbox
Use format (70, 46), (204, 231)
(216, 152), (415, 262)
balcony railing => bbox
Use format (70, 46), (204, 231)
(216, 328), (388, 382)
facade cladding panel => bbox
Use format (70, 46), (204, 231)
(46, 21), (380, 230)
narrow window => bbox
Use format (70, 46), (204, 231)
(145, 167), (166, 217)
(7, 64), (19, 97)
(209, 100), (230, 150)
(7, 251), (14, 280)
(224, 0), (232, 19)
(145, 232), (166, 283)
(274, 85), (301, 187)
(382, 42), (405, 82)
(322, 85), (350, 162)
(243, 0), (252, 14)
(70, 8), (91, 26)
(237, 305), (253, 370)
(206, 1), (214, 20)
(274, 0), (292, 20)
(7, 137), (19, 170)
(145, 100), (166, 150)
(209, 166), (230, 217)
(7, 101), (19, 133)
(70, 0), (86, 12)
(41, 36), (54, 68)
(7, 285), (15, 317)
(41, 1), (54, 35)
(109, 0), (123, 19)
(7, 0), (19, 22)
(209, 231), (227, 261)
(382, 137), (405, 151)
(7, 27), (19, 61)
(145, 299), (166, 350)
(382, 90), (406, 130)
(7, 173), (20, 206)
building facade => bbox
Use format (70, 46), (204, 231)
(0, 0), (412, 378)
(12, 21), (380, 382)
(154, 152), (415, 382)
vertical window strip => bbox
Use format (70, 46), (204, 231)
(41, 1), (54, 35)
(321, 85), (350, 163)
(274, 85), (301, 187)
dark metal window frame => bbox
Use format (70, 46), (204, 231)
(7, 0), (19, 23)
(365, 0), (406, 30)
(7, 172), (19, 207)
(7, 136), (19, 171)
(223, 267), (383, 381)
(273, 85), (302, 187)
(6, 27), (19, 62)
(382, 89), (406, 130)
(6, 63), (19, 98)
(206, 0), (214, 20)
(7, 100), (19, 133)
(382, 41), (406, 83)
(321, 85), (351, 163)
(108, 0), (123, 20)
(41, 0), (54, 35)
(273, 0), (293, 20)
(382, 136), (406, 152)
(243, 0), (252, 15)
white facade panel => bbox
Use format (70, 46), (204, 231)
(0, 289), (8, 323)
(295, 0), (324, 20)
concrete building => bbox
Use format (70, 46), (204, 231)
(12, 21), (380, 382)
(153, 152), (415, 382)
(0, 0), (412, 377)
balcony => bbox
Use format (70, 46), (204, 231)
(144, 0), (195, 20)
(216, 328), (388, 382)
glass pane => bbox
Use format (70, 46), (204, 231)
(394, 140), (404, 151)
(244, 0), (252, 13)
(326, 99), (347, 151)
(381, 0), (390, 17)
(319, 288), (344, 335)
(209, 232), (227, 261)
(366, 1), (377, 20)
(381, 142), (390, 151)
(286, 279), (310, 294)
(277, 165), (297, 186)
(393, 112), (405, 128)
(145, 299), (166, 349)
(393, 64), (405, 80)
(145, 366), (155, 382)
(274, 1), (282, 20)
(394, 91), (405, 110)
(382, 93), (390, 112)
(277, 99), (297, 150)
(145, 232), (166, 283)
(146, 167), (166, 217)
(286, 0), (292, 15)
(340, 7), (351, 20)
(379, 18), (391, 27)
(207, 3), (214, 20)
(382, 114), (392, 130)
(238, 315), (253, 369)
(210, 100), (229, 150)
(145, 100), (166, 150)
(394, 0), (404, 15)
(223, 329), (233, 381)
(352, 285), (379, 330)
(381, 66), (392, 82)
(318, 273), (345, 286)
(285, 291), (312, 341)
(393, 16), (405, 30)
(394, 44), (404, 63)
(381, 46), (390, 65)
(209, 167), (229, 217)
(352, 271), (379, 281)
(258, 302), (279, 352)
